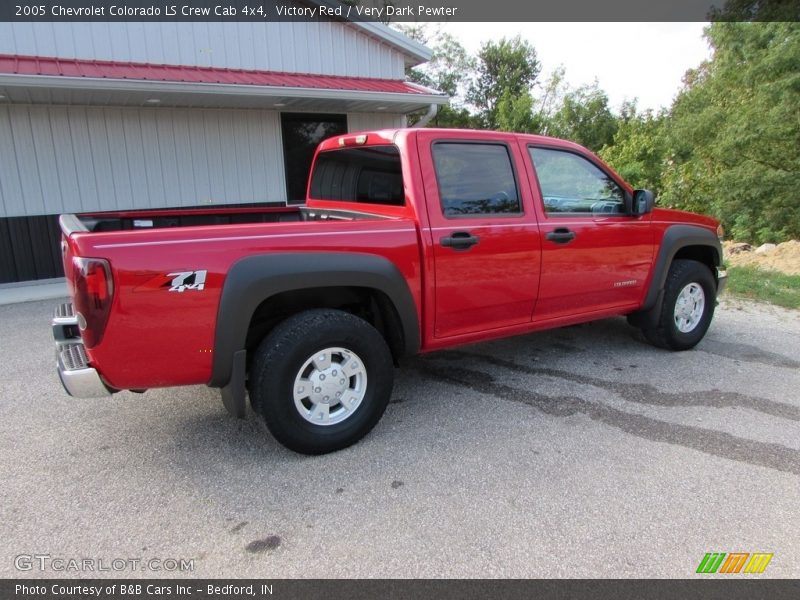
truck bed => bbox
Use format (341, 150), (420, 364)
(62, 204), (393, 234)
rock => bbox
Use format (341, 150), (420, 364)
(754, 243), (777, 254)
(727, 242), (752, 254)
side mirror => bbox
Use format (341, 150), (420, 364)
(630, 189), (655, 215)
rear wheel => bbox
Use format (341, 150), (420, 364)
(250, 309), (394, 454)
(642, 259), (717, 351)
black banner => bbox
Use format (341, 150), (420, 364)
(1, 0), (799, 22)
(3, 579), (800, 600)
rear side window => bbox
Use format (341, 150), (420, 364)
(432, 143), (521, 217)
(309, 145), (404, 206)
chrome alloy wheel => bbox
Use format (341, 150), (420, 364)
(292, 347), (367, 426)
(673, 282), (706, 333)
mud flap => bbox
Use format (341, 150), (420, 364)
(627, 289), (665, 329)
(220, 349), (247, 419)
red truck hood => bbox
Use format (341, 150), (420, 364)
(651, 207), (718, 230)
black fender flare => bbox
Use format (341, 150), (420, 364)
(629, 225), (722, 328)
(209, 252), (420, 389)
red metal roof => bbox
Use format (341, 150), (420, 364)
(0, 54), (440, 96)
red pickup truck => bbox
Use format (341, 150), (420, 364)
(53, 128), (726, 454)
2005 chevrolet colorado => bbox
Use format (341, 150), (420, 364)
(53, 128), (726, 454)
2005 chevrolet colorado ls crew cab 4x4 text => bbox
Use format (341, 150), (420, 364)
(53, 128), (726, 454)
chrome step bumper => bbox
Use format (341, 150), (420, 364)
(53, 302), (79, 348)
(52, 303), (111, 398)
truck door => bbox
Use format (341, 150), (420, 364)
(417, 132), (542, 339)
(522, 143), (655, 321)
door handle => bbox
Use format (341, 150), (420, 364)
(546, 228), (576, 244)
(440, 231), (480, 250)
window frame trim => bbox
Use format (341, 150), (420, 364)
(527, 143), (630, 219)
(431, 139), (526, 220)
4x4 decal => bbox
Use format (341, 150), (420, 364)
(168, 270), (207, 292)
(133, 270), (208, 293)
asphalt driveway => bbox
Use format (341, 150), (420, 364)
(1, 297), (798, 578)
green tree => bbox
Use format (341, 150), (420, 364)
(599, 105), (668, 192)
(397, 24), (479, 128)
(399, 25), (473, 98)
(661, 22), (800, 242)
(468, 36), (541, 129)
(531, 66), (569, 135)
(496, 89), (537, 133)
(548, 82), (618, 152)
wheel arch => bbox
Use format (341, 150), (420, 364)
(628, 225), (722, 328)
(209, 252), (420, 389)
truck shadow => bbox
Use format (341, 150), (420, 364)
(696, 339), (800, 369)
(402, 341), (800, 476)
(162, 317), (799, 479)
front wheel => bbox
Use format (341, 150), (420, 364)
(250, 309), (394, 455)
(642, 259), (717, 351)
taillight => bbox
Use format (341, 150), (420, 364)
(72, 257), (114, 348)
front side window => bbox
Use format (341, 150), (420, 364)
(309, 145), (404, 206)
(529, 147), (624, 215)
(432, 143), (521, 217)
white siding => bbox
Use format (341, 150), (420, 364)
(347, 113), (406, 132)
(0, 105), (287, 217)
(0, 21), (407, 79)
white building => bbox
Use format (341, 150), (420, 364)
(0, 15), (446, 283)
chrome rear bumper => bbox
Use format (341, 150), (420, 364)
(53, 303), (111, 398)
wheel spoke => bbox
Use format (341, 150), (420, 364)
(310, 402), (330, 423)
(341, 355), (363, 377)
(293, 378), (312, 401)
(312, 352), (331, 371)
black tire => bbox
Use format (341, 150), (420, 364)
(250, 309), (394, 455)
(642, 259), (717, 351)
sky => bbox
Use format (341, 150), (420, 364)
(439, 22), (712, 113)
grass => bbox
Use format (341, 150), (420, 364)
(724, 266), (800, 310)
